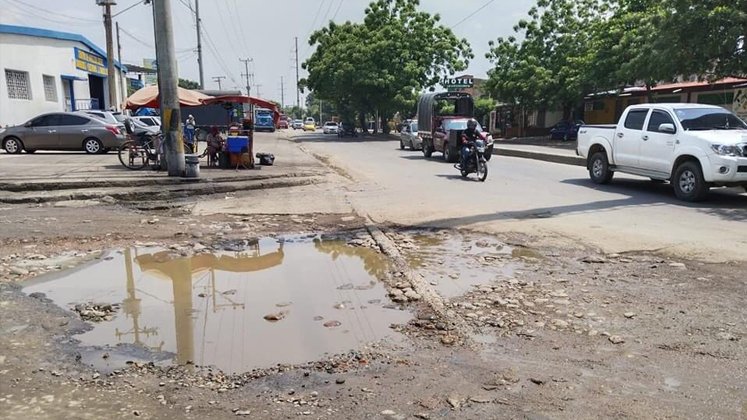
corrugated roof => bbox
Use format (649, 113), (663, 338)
(651, 77), (747, 91)
(0, 23), (126, 72)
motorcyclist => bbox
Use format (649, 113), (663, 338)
(460, 119), (481, 170)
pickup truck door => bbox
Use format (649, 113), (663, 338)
(613, 109), (650, 167)
(639, 109), (678, 174)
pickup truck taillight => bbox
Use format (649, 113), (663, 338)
(105, 125), (121, 135)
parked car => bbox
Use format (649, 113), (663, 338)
(577, 103), (747, 201)
(337, 121), (358, 138)
(322, 121), (340, 134)
(549, 119), (585, 141)
(400, 121), (422, 150)
(1, 112), (126, 154)
(78, 110), (127, 130)
(292, 119), (303, 130)
(133, 116), (161, 128)
(303, 121), (316, 132)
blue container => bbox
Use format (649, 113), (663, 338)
(226, 136), (250, 153)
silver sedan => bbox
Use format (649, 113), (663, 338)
(399, 121), (422, 150)
(1, 112), (126, 154)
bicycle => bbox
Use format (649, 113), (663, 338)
(118, 133), (162, 170)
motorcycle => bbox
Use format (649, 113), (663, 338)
(455, 137), (488, 182)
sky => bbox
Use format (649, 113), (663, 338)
(0, 0), (535, 106)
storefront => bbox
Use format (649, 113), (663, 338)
(0, 24), (127, 126)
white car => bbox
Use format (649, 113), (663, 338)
(322, 121), (340, 134)
(133, 116), (161, 128)
(577, 103), (747, 201)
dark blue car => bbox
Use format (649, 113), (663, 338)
(549, 120), (584, 141)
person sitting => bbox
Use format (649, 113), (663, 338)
(205, 126), (223, 167)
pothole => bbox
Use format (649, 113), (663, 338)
(23, 235), (410, 374)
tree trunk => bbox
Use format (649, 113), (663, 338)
(358, 112), (366, 135)
(380, 115), (390, 135)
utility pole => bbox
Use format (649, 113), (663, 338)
(294, 37), (300, 108)
(280, 76), (285, 108)
(239, 58), (252, 96)
(212, 76), (225, 90)
(101, 0), (117, 110)
(115, 21), (127, 104)
(153, 0), (185, 176)
(253, 84), (262, 97)
(195, 0), (204, 88)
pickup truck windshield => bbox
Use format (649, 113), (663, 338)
(444, 120), (483, 132)
(675, 108), (747, 130)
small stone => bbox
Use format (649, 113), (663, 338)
(716, 332), (738, 341)
(470, 396), (492, 403)
(668, 262), (686, 269)
(530, 377), (545, 385)
(404, 290), (421, 301)
(92, 372), (100, 380)
(609, 335), (625, 344)
(235, 410), (251, 416)
(381, 410), (396, 416)
(324, 320), (342, 328)
(447, 395), (461, 409)
(440, 335), (457, 345)
(335, 378), (346, 385)
(414, 414), (430, 420)
(624, 312), (636, 319)
(551, 319), (569, 328)
(133, 410), (141, 416)
(263, 311), (288, 322)
(9, 267), (29, 276)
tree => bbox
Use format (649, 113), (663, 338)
(302, 0), (473, 133)
(178, 78), (200, 89)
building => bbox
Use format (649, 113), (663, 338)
(0, 24), (127, 126)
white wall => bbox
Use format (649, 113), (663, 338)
(0, 33), (125, 126)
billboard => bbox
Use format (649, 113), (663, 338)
(143, 58), (157, 86)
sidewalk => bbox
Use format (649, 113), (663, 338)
(0, 135), (327, 203)
(493, 141), (585, 166)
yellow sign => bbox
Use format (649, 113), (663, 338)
(74, 48), (108, 77)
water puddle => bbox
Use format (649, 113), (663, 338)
(401, 231), (523, 298)
(23, 236), (410, 374)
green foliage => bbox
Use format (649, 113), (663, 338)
(302, 0), (473, 129)
(178, 78), (200, 90)
(473, 97), (496, 127)
(486, 0), (747, 111)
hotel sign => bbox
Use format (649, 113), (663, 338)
(74, 48), (108, 77)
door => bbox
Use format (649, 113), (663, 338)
(57, 114), (95, 150)
(613, 108), (649, 167)
(23, 114), (61, 149)
(639, 109), (677, 174)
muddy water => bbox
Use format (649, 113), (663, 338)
(403, 231), (522, 298)
(23, 237), (410, 374)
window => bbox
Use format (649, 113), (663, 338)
(647, 110), (676, 133)
(29, 115), (59, 127)
(58, 115), (91, 126)
(5, 69), (32, 100)
(624, 109), (649, 130)
(43, 75), (57, 102)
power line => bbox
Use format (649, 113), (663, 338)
(451, 0), (496, 29)
(7, 0), (100, 22)
(2, 0), (98, 27)
(120, 27), (155, 50)
(331, 0), (345, 21)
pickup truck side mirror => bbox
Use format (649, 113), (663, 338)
(658, 123), (676, 134)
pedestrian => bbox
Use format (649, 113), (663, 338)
(205, 126), (223, 167)
(242, 118), (255, 168)
(184, 114), (196, 153)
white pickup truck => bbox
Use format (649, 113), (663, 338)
(577, 103), (747, 201)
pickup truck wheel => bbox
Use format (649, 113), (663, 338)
(673, 161), (709, 202)
(443, 143), (451, 162)
(422, 140), (433, 158)
(589, 152), (613, 184)
(399, 139), (405, 150)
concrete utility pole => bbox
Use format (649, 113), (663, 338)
(102, 1), (117, 110)
(195, 0), (204, 89)
(115, 21), (127, 104)
(153, 0), (185, 176)
(294, 37), (300, 107)
(212, 76), (225, 90)
(239, 58), (252, 96)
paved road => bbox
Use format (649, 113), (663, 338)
(291, 131), (747, 262)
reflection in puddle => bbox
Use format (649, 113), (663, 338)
(23, 237), (409, 373)
(404, 231), (521, 298)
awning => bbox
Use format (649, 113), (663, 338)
(201, 95), (280, 122)
(61, 74), (87, 81)
(124, 85), (213, 109)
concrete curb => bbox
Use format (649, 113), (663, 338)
(495, 146), (586, 167)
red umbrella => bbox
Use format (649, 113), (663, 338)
(124, 85), (213, 109)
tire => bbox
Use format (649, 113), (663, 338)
(3, 137), (23, 154)
(476, 156), (488, 182)
(422, 140), (433, 158)
(399, 139), (405, 150)
(443, 143), (457, 163)
(589, 151), (613, 184)
(672, 161), (709, 202)
(25, 149), (37, 154)
(118, 140), (148, 170)
(83, 137), (104, 154)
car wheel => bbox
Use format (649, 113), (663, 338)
(3, 137), (23, 154)
(673, 161), (709, 202)
(589, 151), (613, 184)
(422, 140), (433, 158)
(563, 133), (569, 142)
(399, 139), (405, 150)
(83, 137), (104, 154)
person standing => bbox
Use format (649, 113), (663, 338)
(184, 114), (196, 153)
